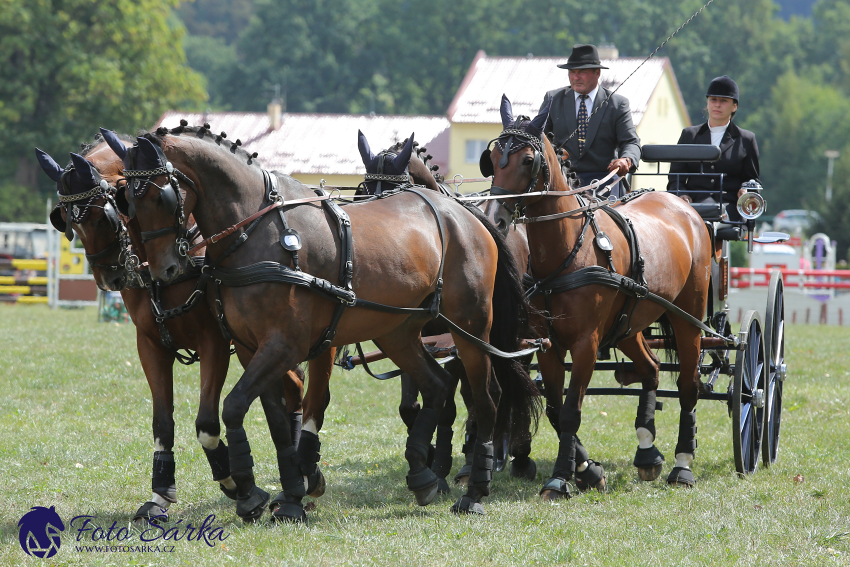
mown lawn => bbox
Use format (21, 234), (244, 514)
(0, 304), (848, 566)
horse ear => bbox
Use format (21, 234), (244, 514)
(357, 130), (375, 166)
(100, 128), (127, 159)
(530, 99), (551, 134)
(35, 148), (64, 182)
(135, 137), (162, 166)
(500, 94), (514, 129)
(392, 133), (415, 172)
(69, 153), (98, 187)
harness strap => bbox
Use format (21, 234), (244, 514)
(85, 239), (124, 269)
(355, 342), (404, 380)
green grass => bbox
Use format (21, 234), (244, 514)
(1, 304), (848, 566)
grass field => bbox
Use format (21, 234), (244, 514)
(1, 304), (848, 566)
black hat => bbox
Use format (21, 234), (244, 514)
(706, 75), (739, 103)
(557, 44), (608, 70)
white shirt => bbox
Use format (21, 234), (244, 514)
(709, 120), (730, 147)
(574, 85), (599, 119)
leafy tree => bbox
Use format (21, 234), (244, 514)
(0, 183), (46, 223)
(0, 0), (206, 194)
(177, 0), (256, 44)
(812, 151), (850, 262)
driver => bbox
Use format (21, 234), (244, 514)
(667, 75), (760, 221)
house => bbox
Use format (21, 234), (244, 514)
(156, 108), (450, 188)
(445, 49), (691, 190)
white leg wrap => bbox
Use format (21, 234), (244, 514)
(675, 453), (694, 470)
(197, 432), (220, 450)
(219, 476), (237, 491)
(576, 460), (589, 473)
(636, 427), (654, 449)
(303, 418), (318, 435)
(151, 493), (172, 509)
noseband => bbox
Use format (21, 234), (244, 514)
(485, 126), (551, 221)
(121, 143), (197, 259)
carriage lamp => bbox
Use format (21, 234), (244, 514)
(736, 191), (765, 220)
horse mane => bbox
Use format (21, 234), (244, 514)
(139, 121), (261, 167)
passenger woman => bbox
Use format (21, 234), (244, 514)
(667, 76), (760, 221)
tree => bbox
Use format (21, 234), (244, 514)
(0, 0), (206, 194)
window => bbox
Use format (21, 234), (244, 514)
(465, 139), (489, 164)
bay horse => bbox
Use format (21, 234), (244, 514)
(35, 139), (304, 523)
(101, 124), (539, 519)
(367, 137), (540, 488)
(484, 96), (711, 499)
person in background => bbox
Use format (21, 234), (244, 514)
(539, 44), (641, 198)
(667, 75), (760, 221)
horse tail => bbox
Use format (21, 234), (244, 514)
(654, 313), (679, 370)
(462, 203), (542, 446)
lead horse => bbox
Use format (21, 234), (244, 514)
(101, 123), (539, 519)
(485, 96), (711, 498)
(36, 139), (304, 523)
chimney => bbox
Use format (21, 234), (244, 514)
(597, 43), (618, 60)
(268, 98), (282, 131)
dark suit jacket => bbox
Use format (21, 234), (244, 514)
(539, 86), (641, 174)
(667, 121), (760, 204)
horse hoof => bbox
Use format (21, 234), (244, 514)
(510, 458), (537, 481)
(539, 477), (571, 502)
(413, 481), (440, 506)
(637, 464), (664, 482)
(307, 469), (326, 498)
(436, 477), (451, 495)
(269, 492), (307, 523)
(666, 467), (695, 487)
(453, 463), (471, 486)
(575, 460), (606, 492)
(450, 495), (485, 515)
(132, 502), (167, 527)
(236, 486), (270, 522)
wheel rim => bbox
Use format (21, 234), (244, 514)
(733, 311), (766, 475)
(763, 274), (785, 465)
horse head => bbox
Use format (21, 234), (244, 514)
(102, 127), (199, 283)
(356, 131), (414, 196)
(36, 139), (132, 291)
(485, 95), (566, 222)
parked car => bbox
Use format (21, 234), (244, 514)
(772, 209), (822, 234)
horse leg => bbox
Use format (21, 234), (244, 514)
(194, 335), (237, 501)
(536, 346), (567, 434)
(541, 339), (601, 501)
(616, 334), (666, 481)
(398, 373), (421, 432)
(377, 327), (449, 507)
(221, 344), (301, 522)
(509, 353), (538, 481)
(432, 357), (462, 494)
(283, 366), (305, 449)
(667, 317), (703, 487)
(453, 363), (476, 486)
(297, 348), (334, 504)
(133, 333), (176, 524)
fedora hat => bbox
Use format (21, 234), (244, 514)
(557, 44), (609, 70)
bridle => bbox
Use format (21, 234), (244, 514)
(120, 141), (197, 259)
(361, 151), (411, 195)
(53, 169), (140, 277)
(481, 124), (551, 222)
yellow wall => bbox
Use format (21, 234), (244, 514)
(447, 123), (502, 190)
(632, 66), (692, 191)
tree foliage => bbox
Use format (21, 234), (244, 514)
(0, 0), (206, 196)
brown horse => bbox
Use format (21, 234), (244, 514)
(101, 124), (538, 520)
(485, 96), (711, 499)
(373, 138), (539, 487)
(36, 139), (304, 523)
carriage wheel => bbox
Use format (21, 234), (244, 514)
(762, 271), (785, 466)
(731, 310), (767, 475)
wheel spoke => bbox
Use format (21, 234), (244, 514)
(740, 402), (751, 434)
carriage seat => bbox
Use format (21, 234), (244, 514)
(641, 144), (724, 221)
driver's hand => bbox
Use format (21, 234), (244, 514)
(607, 158), (631, 177)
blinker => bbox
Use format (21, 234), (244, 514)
(479, 148), (494, 177)
(280, 229), (302, 251)
(160, 182), (178, 214)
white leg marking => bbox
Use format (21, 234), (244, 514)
(151, 493), (172, 509)
(197, 431), (220, 450)
(636, 427), (654, 449)
(576, 460), (589, 473)
(303, 418), (318, 435)
(154, 438), (165, 452)
(675, 453), (694, 470)
(219, 476), (237, 491)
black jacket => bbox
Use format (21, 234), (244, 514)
(540, 86), (641, 174)
(667, 121), (760, 204)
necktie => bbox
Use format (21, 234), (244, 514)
(577, 94), (589, 154)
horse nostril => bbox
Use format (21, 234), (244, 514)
(497, 219), (507, 231)
(164, 265), (179, 282)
